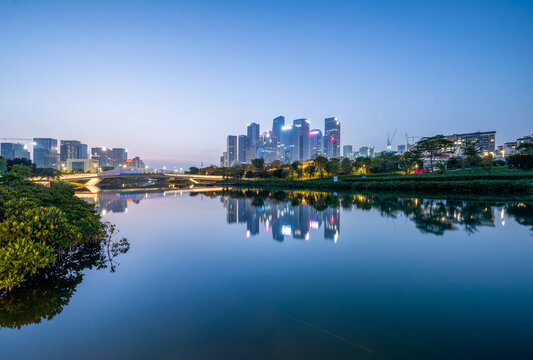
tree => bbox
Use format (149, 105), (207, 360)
(305, 165), (316, 178)
(416, 135), (452, 172)
(290, 161), (300, 179)
(325, 159), (340, 175)
(270, 160), (281, 169)
(314, 156), (328, 177)
(463, 141), (481, 173)
(340, 158), (352, 175)
(251, 158), (265, 172)
(9, 164), (33, 178)
(446, 156), (463, 170)
(6, 158), (35, 173)
(354, 157), (372, 174)
(481, 154), (494, 174)
(188, 166), (199, 174)
(0, 157), (6, 172)
(517, 142), (533, 155)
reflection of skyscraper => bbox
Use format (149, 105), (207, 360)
(227, 198), (237, 223)
(323, 207), (340, 242)
(223, 193), (337, 243)
(323, 117), (341, 158)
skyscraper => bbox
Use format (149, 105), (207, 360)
(238, 135), (249, 163)
(256, 131), (277, 163)
(247, 122), (260, 146)
(323, 117), (341, 158)
(227, 135), (237, 166)
(293, 118), (310, 161)
(343, 145), (353, 158)
(309, 129), (323, 158)
(79, 143), (89, 159)
(33, 138), (59, 169)
(91, 147), (113, 169)
(272, 116), (285, 142)
(1, 143), (30, 161)
(111, 148), (128, 168)
(280, 125), (296, 163)
(60, 140), (82, 161)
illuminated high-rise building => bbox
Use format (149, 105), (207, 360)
(323, 117), (341, 158)
(227, 135), (237, 166)
(256, 131), (277, 163)
(280, 125), (296, 163)
(91, 147), (113, 169)
(309, 129), (323, 158)
(1, 143), (30, 161)
(293, 118), (310, 161)
(111, 148), (128, 168)
(33, 138), (59, 169)
(60, 140), (82, 161)
(247, 122), (260, 146)
(238, 135), (249, 163)
(343, 145), (353, 158)
(272, 116), (285, 142)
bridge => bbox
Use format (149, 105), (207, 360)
(29, 169), (224, 193)
(57, 169), (224, 185)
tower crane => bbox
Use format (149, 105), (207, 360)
(386, 129), (397, 151)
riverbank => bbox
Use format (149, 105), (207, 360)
(0, 174), (115, 293)
(222, 173), (533, 196)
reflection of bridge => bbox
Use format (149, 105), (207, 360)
(59, 169), (224, 186)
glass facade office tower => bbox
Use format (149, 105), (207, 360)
(79, 144), (89, 159)
(343, 145), (353, 158)
(247, 123), (260, 146)
(111, 148), (128, 168)
(309, 129), (323, 158)
(272, 116), (285, 160)
(60, 140), (82, 161)
(323, 117), (341, 158)
(272, 116), (285, 142)
(293, 119), (310, 161)
(33, 138), (59, 169)
(238, 135), (249, 163)
(227, 135), (237, 166)
(280, 126), (296, 163)
(1, 143), (30, 160)
(359, 146), (374, 158)
(91, 147), (113, 169)
(256, 131), (277, 163)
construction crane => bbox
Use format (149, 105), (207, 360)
(1, 138), (32, 141)
(405, 133), (420, 150)
(386, 129), (397, 151)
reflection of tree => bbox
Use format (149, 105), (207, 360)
(507, 203), (533, 232)
(0, 229), (129, 329)
(208, 188), (532, 235)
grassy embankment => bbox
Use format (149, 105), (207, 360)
(224, 167), (533, 196)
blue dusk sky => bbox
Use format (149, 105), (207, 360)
(1, 0), (532, 168)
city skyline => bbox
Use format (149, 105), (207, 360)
(1, 1), (532, 168)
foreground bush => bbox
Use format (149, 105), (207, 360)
(0, 175), (110, 293)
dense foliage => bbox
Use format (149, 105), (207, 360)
(0, 174), (108, 293)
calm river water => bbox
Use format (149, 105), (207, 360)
(1, 189), (533, 359)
